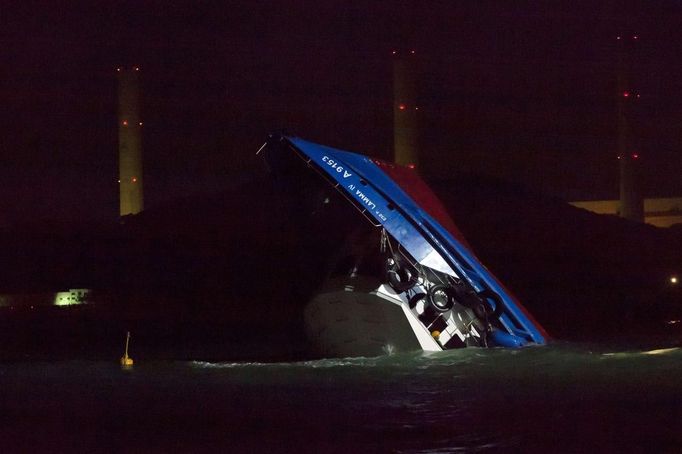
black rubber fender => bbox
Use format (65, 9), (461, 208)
(427, 284), (455, 312)
(386, 259), (419, 293)
(477, 289), (504, 319)
(408, 292), (427, 309)
(472, 302), (488, 320)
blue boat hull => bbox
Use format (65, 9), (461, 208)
(260, 135), (548, 353)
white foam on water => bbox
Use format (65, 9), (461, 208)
(602, 346), (680, 358)
(190, 356), (388, 369)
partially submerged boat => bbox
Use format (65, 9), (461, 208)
(259, 135), (548, 357)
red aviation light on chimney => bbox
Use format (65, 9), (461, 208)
(132, 177), (138, 183)
(391, 50), (397, 55)
(633, 35), (639, 40)
(406, 163), (416, 169)
(399, 104), (406, 110)
(623, 91), (630, 98)
(122, 120), (128, 126)
(632, 153), (639, 159)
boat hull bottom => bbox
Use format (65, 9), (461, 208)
(304, 285), (422, 358)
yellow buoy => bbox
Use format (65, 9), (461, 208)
(120, 331), (134, 367)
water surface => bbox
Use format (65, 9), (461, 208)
(1, 343), (681, 452)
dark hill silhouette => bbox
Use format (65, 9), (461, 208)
(0, 171), (680, 357)
(430, 174), (682, 341)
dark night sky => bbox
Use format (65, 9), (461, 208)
(2, 1), (682, 224)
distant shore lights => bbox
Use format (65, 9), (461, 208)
(617, 152), (640, 160)
(121, 120), (143, 127)
(391, 50), (416, 56)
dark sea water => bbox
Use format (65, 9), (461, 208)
(1, 343), (681, 453)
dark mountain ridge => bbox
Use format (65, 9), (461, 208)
(0, 171), (680, 358)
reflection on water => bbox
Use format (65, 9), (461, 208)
(1, 343), (682, 452)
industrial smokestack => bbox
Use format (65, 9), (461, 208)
(117, 66), (144, 216)
(616, 34), (643, 222)
(392, 50), (418, 167)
